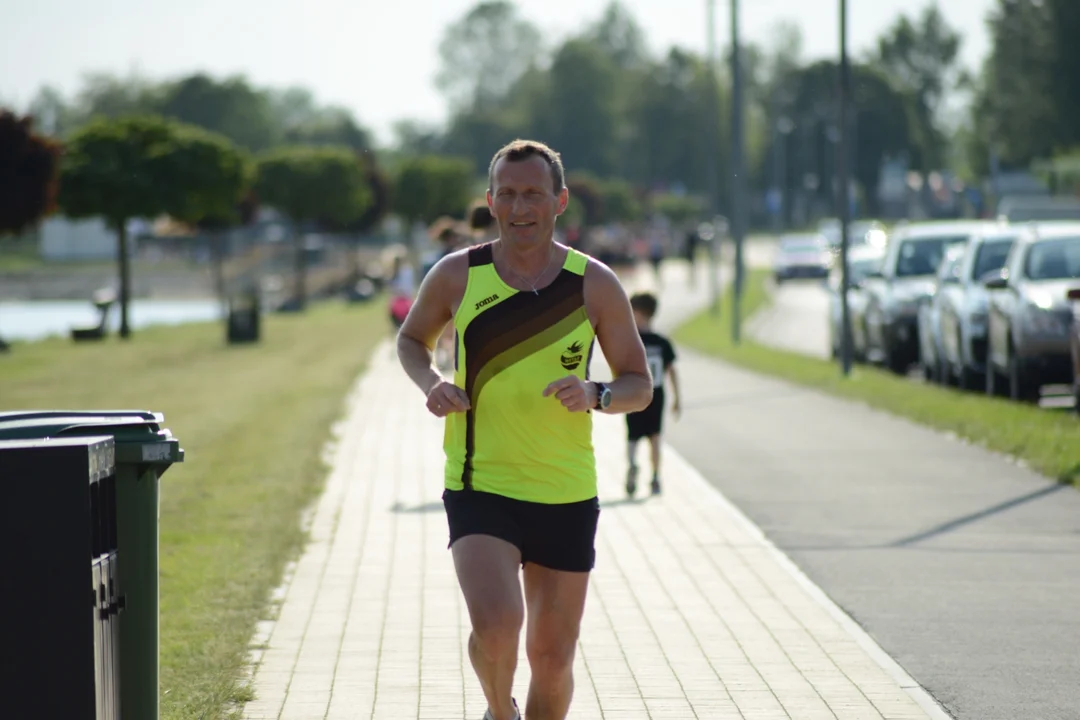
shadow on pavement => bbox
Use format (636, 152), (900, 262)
(889, 483), (1071, 548)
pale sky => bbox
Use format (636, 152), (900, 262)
(0, 0), (994, 146)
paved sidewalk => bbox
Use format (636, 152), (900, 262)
(241, 329), (946, 718)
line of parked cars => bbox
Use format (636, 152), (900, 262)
(819, 218), (1080, 412)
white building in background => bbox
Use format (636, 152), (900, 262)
(38, 217), (145, 261)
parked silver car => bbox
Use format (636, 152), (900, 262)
(937, 228), (1019, 389)
(773, 233), (833, 282)
(862, 221), (1000, 374)
(985, 223), (1080, 401)
(828, 244), (886, 361)
(917, 244), (967, 383)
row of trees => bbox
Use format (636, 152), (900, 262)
(1, 109), (483, 340)
(25, 72), (372, 155)
(399, 0), (1080, 215)
(965, 0), (1080, 178)
(392, 1), (972, 220)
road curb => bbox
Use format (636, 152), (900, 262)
(666, 442), (956, 720)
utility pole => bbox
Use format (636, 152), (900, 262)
(838, 0), (854, 376)
(705, 0), (721, 317)
(730, 0), (746, 343)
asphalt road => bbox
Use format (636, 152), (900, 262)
(632, 265), (1080, 719)
(745, 279), (832, 359)
(664, 350), (1080, 720)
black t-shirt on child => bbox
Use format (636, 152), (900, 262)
(640, 331), (676, 389)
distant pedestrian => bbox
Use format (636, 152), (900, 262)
(625, 291), (681, 497)
(386, 249), (415, 334)
(684, 226), (701, 288)
(648, 229), (665, 286)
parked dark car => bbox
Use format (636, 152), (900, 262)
(985, 223), (1080, 402)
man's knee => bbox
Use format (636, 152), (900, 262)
(526, 628), (578, 678)
(471, 602), (524, 658)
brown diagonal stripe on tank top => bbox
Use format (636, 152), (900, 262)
(462, 271), (584, 396)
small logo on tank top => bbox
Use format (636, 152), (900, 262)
(560, 341), (585, 370)
(474, 293), (499, 311)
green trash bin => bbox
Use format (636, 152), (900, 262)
(0, 410), (183, 720)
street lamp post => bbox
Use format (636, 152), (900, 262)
(731, 0), (747, 344)
(838, 0), (854, 376)
(705, 0), (722, 317)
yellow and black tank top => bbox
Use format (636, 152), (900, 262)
(443, 242), (597, 504)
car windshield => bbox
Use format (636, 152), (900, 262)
(895, 235), (968, 277)
(971, 236), (1015, 280)
(1023, 236), (1080, 280)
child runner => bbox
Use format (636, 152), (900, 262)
(625, 291), (681, 496)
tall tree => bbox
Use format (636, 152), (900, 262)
(536, 39), (622, 178)
(783, 61), (913, 215)
(159, 130), (254, 310)
(284, 107), (371, 151)
(392, 155), (475, 228)
(59, 115), (250, 337)
(968, 0), (1057, 172)
(255, 146), (372, 309)
(873, 2), (963, 169)
(156, 73), (281, 151)
(585, 2), (650, 72)
(0, 110), (62, 352)
(71, 71), (162, 122)
(624, 49), (728, 200)
(0, 110), (62, 235)
(435, 1), (543, 113)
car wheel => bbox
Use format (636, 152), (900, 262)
(937, 356), (953, 385)
(921, 357), (935, 382)
(883, 339), (908, 375)
(1009, 353), (1040, 403)
(957, 363), (979, 391)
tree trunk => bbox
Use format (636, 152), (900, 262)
(293, 224), (307, 311)
(117, 221), (132, 339)
(211, 230), (228, 317)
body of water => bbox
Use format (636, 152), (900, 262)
(0, 299), (224, 342)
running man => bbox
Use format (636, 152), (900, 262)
(396, 139), (653, 720)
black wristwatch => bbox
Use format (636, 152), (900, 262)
(592, 382), (612, 411)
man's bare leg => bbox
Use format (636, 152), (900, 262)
(522, 563), (590, 720)
(452, 535), (524, 720)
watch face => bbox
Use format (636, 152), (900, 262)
(600, 386), (612, 408)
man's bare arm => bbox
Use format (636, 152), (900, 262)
(585, 262), (653, 414)
(396, 253), (471, 415)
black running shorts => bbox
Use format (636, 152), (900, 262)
(626, 387), (665, 441)
(442, 489), (600, 573)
